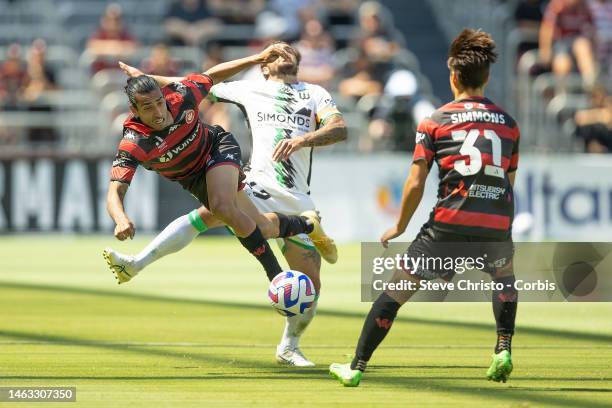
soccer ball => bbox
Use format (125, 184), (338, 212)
(268, 270), (316, 316)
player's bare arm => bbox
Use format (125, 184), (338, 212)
(380, 160), (429, 247)
(119, 44), (289, 87)
(106, 180), (135, 241)
(508, 171), (516, 187)
(204, 43), (289, 84)
(272, 115), (347, 162)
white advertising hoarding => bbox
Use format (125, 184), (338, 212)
(309, 154), (612, 242)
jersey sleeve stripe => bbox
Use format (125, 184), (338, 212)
(434, 208), (510, 230)
(509, 153), (519, 171)
(413, 144), (434, 164)
(118, 139), (147, 161)
(316, 109), (342, 125)
(110, 166), (136, 184)
(418, 117), (438, 134)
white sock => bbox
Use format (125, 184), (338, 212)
(132, 213), (201, 271)
(278, 301), (318, 350)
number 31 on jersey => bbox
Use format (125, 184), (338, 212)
(451, 129), (504, 178)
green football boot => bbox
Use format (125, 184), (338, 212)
(486, 350), (513, 383)
(329, 363), (363, 387)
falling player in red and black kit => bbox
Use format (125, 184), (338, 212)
(330, 29), (520, 386)
(105, 44), (328, 284)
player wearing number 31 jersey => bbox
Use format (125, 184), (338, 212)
(331, 29), (520, 387)
(414, 91), (519, 238)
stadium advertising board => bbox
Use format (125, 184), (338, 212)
(0, 158), (196, 233)
(310, 154), (612, 242)
(1, 154), (611, 241)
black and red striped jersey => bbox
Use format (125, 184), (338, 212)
(110, 73), (214, 184)
(413, 96), (520, 239)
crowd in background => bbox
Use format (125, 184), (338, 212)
(2, 0), (611, 153)
(0, 0), (436, 152)
(512, 0), (612, 153)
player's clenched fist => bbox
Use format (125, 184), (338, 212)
(114, 220), (135, 241)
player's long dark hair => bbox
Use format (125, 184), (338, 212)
(447, 29), (497, 90)
(125, 75), (159, 107)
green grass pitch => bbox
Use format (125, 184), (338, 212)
(1, 236), (611, 407)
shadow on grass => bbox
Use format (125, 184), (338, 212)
(2, 281), (612, 407)
(2, 281), (611, 344)
(363, 375), (612, 408)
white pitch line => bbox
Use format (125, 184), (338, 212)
(0, 341), (610, 349)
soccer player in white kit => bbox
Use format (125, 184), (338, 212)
(103, 42), (347, 366)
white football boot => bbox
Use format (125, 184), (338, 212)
(102, 248), (138, 284)
(276, 345), (316, 367)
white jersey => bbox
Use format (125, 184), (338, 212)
(209, 80), (342, 195)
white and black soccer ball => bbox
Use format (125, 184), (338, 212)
(268, 270), (316, 317)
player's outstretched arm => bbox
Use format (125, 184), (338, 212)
(381, 160), (429, 247)
(204, 43), (290, 84)
(106, 181), (135, 241)
(272, 115), (347, 161)
(118, 61), (184, 88)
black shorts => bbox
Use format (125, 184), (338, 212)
(178, 125), (246, 208)
(404, 224), (514, 281)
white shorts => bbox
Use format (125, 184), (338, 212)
(243, 174), (316, 252)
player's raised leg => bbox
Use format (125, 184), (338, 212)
(102, 193), (316, 284)
(487, 260), (518, 383)
(102, 208), (224, 284)
(235, 190), (314, 240)
(276, 238), (321, 367)
(330, 268), (419, 386)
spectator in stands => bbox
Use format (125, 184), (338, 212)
(514, 0), (545, 55)
(22, 39), (57, 103)
(364, 70), (435, 152)
(352, 1), (404, 65)
(87, 3), (138, 74)
(539, 0), (597, 88)
(207, 0), (266, 25)
(22, 39), (59, 143)
(589, 0), (612, 80)
(338, 47), (384, 100)
(575, 85), (612, 153)
(164, 0), (221, 47)
(293, 18), (336, 86)
(0, 43), (27, 110)
(140, 43), (180, 77)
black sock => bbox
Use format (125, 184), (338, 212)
(274, 213), (314, 237)
(492, 275), (518, 353)
(351, 292), (401, 372)
(238, 226), (282, 281)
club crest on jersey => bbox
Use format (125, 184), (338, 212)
(299, 91), (310, 100)
(185, 109), (195, 124)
